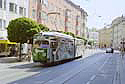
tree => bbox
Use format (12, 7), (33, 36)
(7, 17), (41, 61)
(88, 40), (94, 46)
(63, 32), (75, 37)
(75, 36), (88, 45)
(39, 24), (49, 32)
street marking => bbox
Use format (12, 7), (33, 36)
(90, 75), (96, 81)
(98, 56), (110, 71)
(34, 70), (51, 77)
(85, 56), (110, 84)
(86, 81), (91, 84)
(85, 75), (96, 84)
(36, 81), (45, 84)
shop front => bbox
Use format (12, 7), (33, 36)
(0, 40), (17, 56)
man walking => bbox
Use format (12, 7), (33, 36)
(120, 47), (125, 58)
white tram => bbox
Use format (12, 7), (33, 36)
(32, 32), (85, 64)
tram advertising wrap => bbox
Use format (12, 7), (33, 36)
(32, 32), (85, 64)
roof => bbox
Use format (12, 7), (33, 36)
(40, 32), (74, 39)
(64, 0), (88, 16)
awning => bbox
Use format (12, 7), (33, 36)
(0, 40), (17, 44)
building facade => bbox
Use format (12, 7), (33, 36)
(28, 0), (37, 20)
(98, 27), (112, 48)
(0, 0), (29, 39)
(111, 16), (125, 49)
(88, 31), (99, 47)
(34, 0), (88, 37)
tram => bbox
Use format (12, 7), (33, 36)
(75, 38), (85, 58)
(32, 32), (85, 64)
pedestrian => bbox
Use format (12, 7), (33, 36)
(120, 47), (124, 58)
(27, 44), (32, 62)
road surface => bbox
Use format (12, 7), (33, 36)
(0, 51), (123, 84)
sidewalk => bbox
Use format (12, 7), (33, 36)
(0, 48), (104, 63)
(120, 56), (125, 84)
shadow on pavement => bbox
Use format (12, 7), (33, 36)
(8, 62), (44, 72)
(8, 52), (104, 72)
(0, 57), (18, 63)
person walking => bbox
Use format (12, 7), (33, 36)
(120, 47), (125, 58)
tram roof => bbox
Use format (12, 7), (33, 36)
(40, 32), (74, 39)
(74, 38), (82, 40)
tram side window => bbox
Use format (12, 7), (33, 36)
(50, 42), (58, 48)
(35, 40), (41, 45)
(34, 40), (41, 48)
(40, 40), (49, 48)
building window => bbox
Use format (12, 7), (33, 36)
(41, 11), (48, 20)
(19, 7), (23, 15)
(0, 19), (6, 29)
(19, 7), (26, 16)
(38, 0), (42, 3)
(9, 3), (14, 12)
(0, 0), (6, 9)
(0, 19), (2, 29)
(43, 0), (48, 6)
(24, 8), (26, 16)
(3, 20), (6, 28)
(32, 9), (35, 18)
(39, 12), (41, 18)
(9, 3), (17, 13)
(0, 0), (2, 8)
(15, 4), (17, 13)
(4, 0), (6, 9)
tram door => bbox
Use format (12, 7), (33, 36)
(50, 40), (58, 62)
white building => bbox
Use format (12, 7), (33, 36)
(88, 32), (99, 42)
(112, 16), (125, 49)
(0, 0), (29, 39)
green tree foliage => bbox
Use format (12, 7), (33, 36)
(63, 32), (75, 37)
(75, 36), (88, 45)
(59, 31), (87, 45)
(39, 24), (49, 32)
(88, 40), (94, 46)
(7, 17), (41, 61)
(7, 17), (41, 43)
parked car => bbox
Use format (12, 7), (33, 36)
(106, 48), (114, 53)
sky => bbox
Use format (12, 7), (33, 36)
(71, 0), (125, 29)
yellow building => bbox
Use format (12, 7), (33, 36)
(98, 28), (112, 48)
